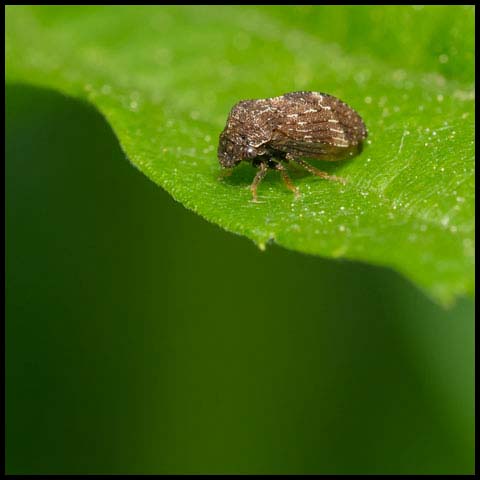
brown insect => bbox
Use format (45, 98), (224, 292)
(218, 91), (367, 202)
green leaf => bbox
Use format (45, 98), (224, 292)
(6, 5), (474, 306)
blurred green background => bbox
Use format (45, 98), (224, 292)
(5, 5), (475, 474)
(5, 82), (474, 474)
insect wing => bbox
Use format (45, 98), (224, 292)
(269, 93), (366, 159)
(270, 118), (351, 159)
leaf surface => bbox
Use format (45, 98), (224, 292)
(6, 5), (475, 304)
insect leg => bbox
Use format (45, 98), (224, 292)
(273, 161), (300, 198)
(291, 157), (347, 185)
(217, 168), (233, 181)
(250, 162), (269, 202)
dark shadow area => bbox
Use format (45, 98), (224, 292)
(6, 84), (474, 475)
(221, 154), (357, 188)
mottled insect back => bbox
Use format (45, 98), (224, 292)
(218, 91), (367, 202)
